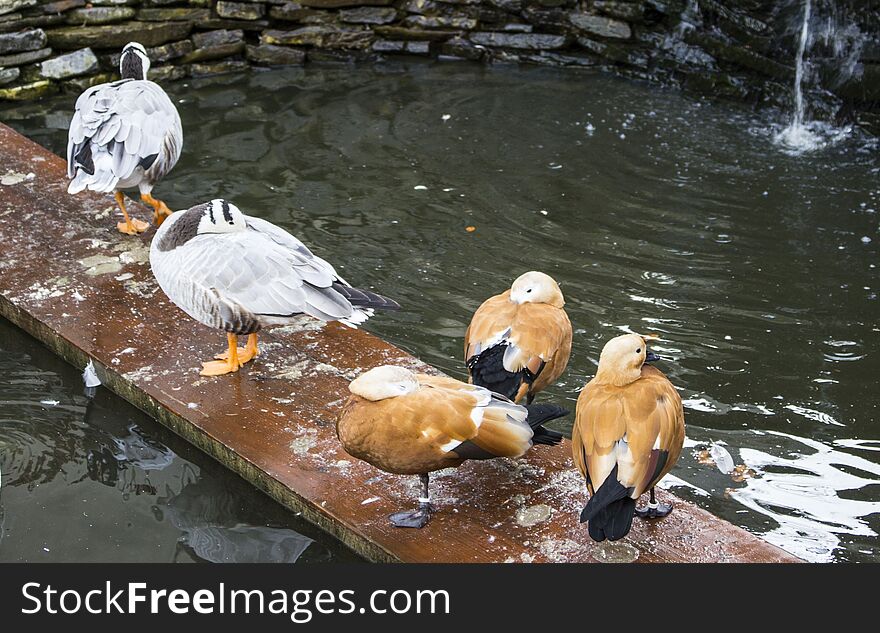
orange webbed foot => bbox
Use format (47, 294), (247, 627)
(199, 359), (241, 376)
(214, 334), (258, 364)
(141, 193), (174, 226)
(153, 202), (173, 226)
(116, 218), (150, 235)
(200, 333), (244, 376)
(213, 347), (249, 361)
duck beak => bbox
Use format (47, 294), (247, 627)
(644, 350), (661, 363)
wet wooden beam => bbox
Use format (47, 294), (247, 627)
(0, 123), (799, 563)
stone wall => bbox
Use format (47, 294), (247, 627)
(0, 1), (878, 133)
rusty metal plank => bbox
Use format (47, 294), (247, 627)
(0, 123), (799, 563)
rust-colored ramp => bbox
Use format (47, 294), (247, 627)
(0, 123), (799, 562)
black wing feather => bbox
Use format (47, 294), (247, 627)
(468, 343), (537, 401)
(580, 464), (636, 542)
(331, 282), (400, 311)
(74, 141), (95, 175)
(523, 403), (567, 446)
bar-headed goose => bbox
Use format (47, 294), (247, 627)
(150, 199), (400, 376)
(67, 42), (182, 235)
(337, 365), (567, 528)
(465, 271), (572, 403)
(572, 334), (685, 541)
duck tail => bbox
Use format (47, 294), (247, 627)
(332, 282), (400, 311)
(580, 465), (636, 542)
(524, 403), (567, 446)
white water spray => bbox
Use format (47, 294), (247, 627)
(773, 0), (855, 153)
(790, 0), (811, 131)
(775, 0), (823, 152)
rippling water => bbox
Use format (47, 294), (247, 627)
(2, 61), (879, 562)
(0, 320), (360, 562)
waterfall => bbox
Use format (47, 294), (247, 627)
(677, 0), (701, 37)
(775, 0), (822, 152)
(773, 0), (858, 153)
(790, 0), (812, 132)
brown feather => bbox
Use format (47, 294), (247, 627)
(337, 374), (535, 476)
(468, 407), (533, 457)
(465, 290), (572, 402)
(573, 364), (685, 499)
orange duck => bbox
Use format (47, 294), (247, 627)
(464, 271), (572, 403)
(337, 366), (568, 528)
(572, 334), (685, 541)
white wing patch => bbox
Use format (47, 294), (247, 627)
(471, 327), (512, 358)
(470, 406), (484, 428)
(502, 341), (523, 372)
(439, 438), (463, 453)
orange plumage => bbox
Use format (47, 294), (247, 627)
(465, 272), (572, 403)
(336, 365), (567, 528)
(572, 334), (685, 541)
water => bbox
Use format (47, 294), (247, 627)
(2, 62), (879, 562)
(0, 319), (361, 562)
(775, 0), (823, 152)
(773, 0), (866, 155)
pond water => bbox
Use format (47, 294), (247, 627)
(0, 319), (361, 562)
(2, 61), (878, 563)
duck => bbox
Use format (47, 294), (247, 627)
(336, 365), (568, 528)
(150, 199), (400, 376)
(67, 42), (182, 235)
(464, 271), (572, 403)
(571, 333), (685, 542)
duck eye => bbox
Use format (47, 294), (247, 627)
(636, 348), (641, 354)
(527, 289), (532, 293)
(228, 220), (234, 225)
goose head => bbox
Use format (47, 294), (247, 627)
(196, 199), (248, 235)
(120, 42), (150, 80)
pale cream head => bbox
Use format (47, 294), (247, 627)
(349, 365), (420, 401)
(595, 333), (651, 386)
(508, 271), (565, 308)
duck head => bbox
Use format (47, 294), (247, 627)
(594, 333), (661, 387)
(120, 42), (150, 80)
(349, 366), (419, 401)
(508, 271), (565, 308)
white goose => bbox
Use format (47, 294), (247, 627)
(150, 199), (400, 376)
(67, 42), (182, 235)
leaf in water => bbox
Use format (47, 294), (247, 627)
(731, 464), (758, 482)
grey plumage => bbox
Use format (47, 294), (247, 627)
(150, 200), (399, 336)
(67, 78), (182, 196)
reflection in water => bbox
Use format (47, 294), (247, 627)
(2, 61), (879, 562)
(157, 478), (314, 564)
(0, 319), (358, 562)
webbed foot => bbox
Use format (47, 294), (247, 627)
(390, 503), (433, 529)
(635, 502), (673, 519)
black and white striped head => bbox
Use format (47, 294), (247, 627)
(155, 200), (247, 252)
(120, 42), (150, 80)
(197, 199), (248, 234)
